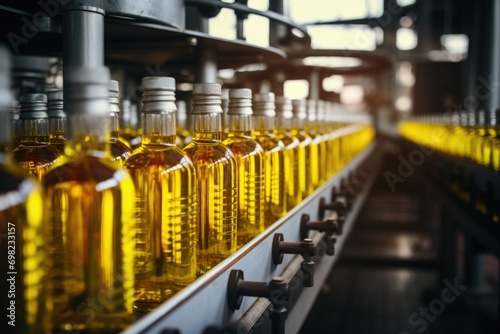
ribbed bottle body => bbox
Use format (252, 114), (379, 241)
(125, 143), (197, 311)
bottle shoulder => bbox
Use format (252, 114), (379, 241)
(125, 145), (195, 171)
(223, 137), (265, 159)
(183, 140), (237, 165)
(43, 153), (130, 186)
(12, 143), (62, 162)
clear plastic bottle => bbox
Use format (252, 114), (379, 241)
(183, 83), (238, 276)
(291, 99), (314, 197)
(305, 99), (322, 189)
(252, 92), (287, 225)
(47, 90), (67, 153)
(43, 67), (136, 332)
(109, 80), (132, 163)
(222, 88), (265, 247)
(12, 93), (61, 180)
(275, 96), (301, 210)
(125, 77), (197, 311)
(0, 45), (51, 334)
(175, 100), (192, 148)
(120, 99), (143, 150)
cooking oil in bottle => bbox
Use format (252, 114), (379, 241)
(471, 110), (487, 166)
(275, 96), (301, 209)
(221, 88), (229, 141)
(316, 100), (330, 180)
(183, 83), (238, 276)
(291, 99), (314, 197)
(43, 67), (136, 332)
(305, 99), (322, 189)
(12, 93), (61, 180)
(47, 90), (67, 153)
(125, 77), (197, 311)
(120, 99), (143, 150)
(0, 46), (51, 334)
(488, 109), (500, 171)
(252, 92), (286, 225)
(109, 80), (132, 163)
(222, 88), (265, 247)
(175, 100), (192, 148)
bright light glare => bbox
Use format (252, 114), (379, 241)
(245, 14), (269, 48)
(396, 28), (418, 50)
(307, 25), (377, 50)
(303, 56), (362, 68)
(340, 85), (364, 105)
(289, 0), (383, 24)
(209, 8), (235, 40)
(395, 96), (412, 112)
(218, 69), (235, 79)
(323, 75), (344, 93)
(440, 34), (469, 54)
(397, 0), (416, 6)
(397, 61), (414, 87)
(284, 80), (309, 100)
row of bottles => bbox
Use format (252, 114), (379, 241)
(1, 59), (374, 332)
(399, 111), (499, 225)
(399, 109), (500, 172)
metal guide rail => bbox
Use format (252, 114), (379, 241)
(122, 141), (381, 334)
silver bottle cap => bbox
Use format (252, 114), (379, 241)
(19, 93), (48, 119)
(292, 99), (307, 120)
(191, 83), (222, 115)
(253, 92), (275, 117)
(141, 76), (177, 112)
(108, 79), (120, 112)
(227, 88), (253, 116)
(306, 99), (317, 121)
(47, 90), (65, 118)
(64, 66), (110, 116)
(275, 96), (293, 119)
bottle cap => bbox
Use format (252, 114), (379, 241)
(253, 92), (275, 117)
(19, 93), (48, 119)
(227, 88), (253, 115)
(108, 79), (120, 112)
(64, 66), (110, 116)
(47, 89), (65, 118)
(275, 96), (293, 119)
(292, 99), (307, 120)
(191, 83), (222, 114)
(141, 76), (177, 112)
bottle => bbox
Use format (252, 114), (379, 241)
(12, 93), (61, 180)
(471, 110), (487, 166)
(47, 90), (67, 153)
(183, 83), (238, 276)
(125, 77), (197, 311)
(275, 96), (301, 210)
(109, 80), (132, 163)
(222, 88), (265, 247)
(43, 66), (136, 332)
(10, 100), (21, 151)
(291, 99), (314, 197)
(0, 45), (51, 334)
(316, 100), (329, 180)
(487, 109), (500, 171)
(305, 99), (322, 189)
(221, 88), (229, 141)
(252, 92), (286, 225)
(175, 99), (192, 148)
(120, 99), (142, 150)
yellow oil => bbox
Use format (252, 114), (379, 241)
(184, 130), (238, 276)
(176, 126), (192, 149)
(125, 135), (197, 311)
(0, 161), (51, 334)
(253, 128), (286, 226)
(49, 118), (67, 153)
(223, 129), (265, 247)
(12, 135), (61, 181)
(305, 128), (322, 190)
(275, 128), (301, 210)
(291, 128), (314, 197)
(43, 147), (136, 332)
(110, 117), (132, 164)
(492, 131), (500, 171)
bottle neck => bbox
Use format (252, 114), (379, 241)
(109, 111), (120, 139)
(20, 118), (50, 143)
(68, 113), (111, 153)
(253, 115), (275, 136)
(192, 113), (222, 141)
(292, 117), (306, 131)
(276, 116), (292, 131)
(228, 114), (252, 137)
(141, 109), (176, 145)
(49, 117), (66, 137)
